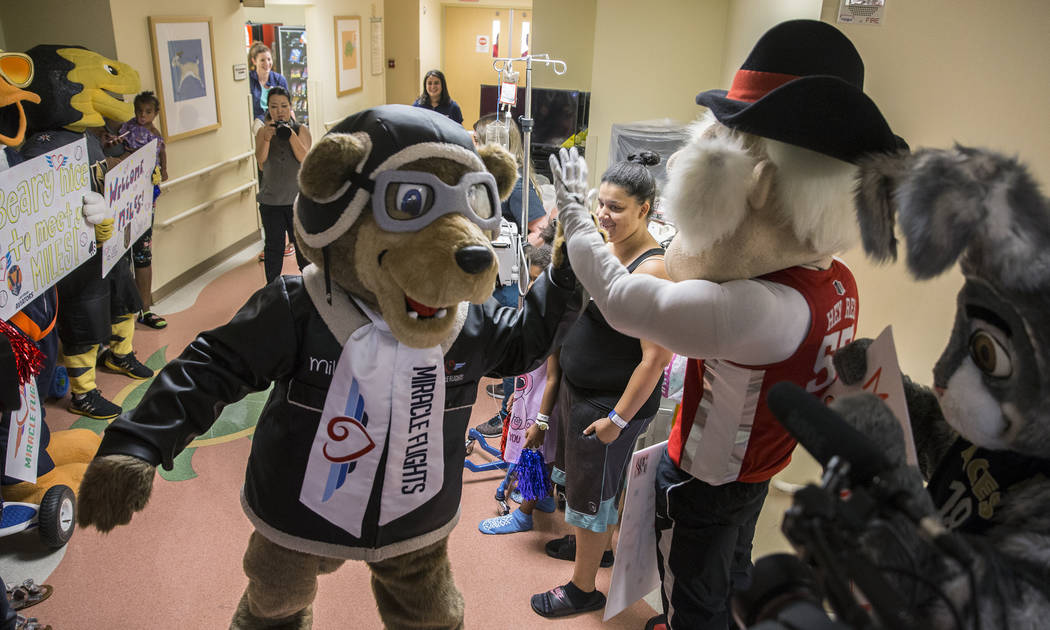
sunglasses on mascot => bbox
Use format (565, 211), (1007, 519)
(0, 52), (33, 88)
(371, 169), (501, 234)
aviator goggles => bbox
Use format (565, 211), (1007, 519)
(371, 169), (501, 234)
(0, 52), (33, 89)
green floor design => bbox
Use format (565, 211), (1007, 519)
(72, 345), (272, 481)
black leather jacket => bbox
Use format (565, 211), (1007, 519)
(97, 266), (581, 560)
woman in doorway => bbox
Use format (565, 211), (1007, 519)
(255, 86), (310, 285)
(248, 42), (289, 126)
(529, 151), (673, 618)
(412, 69), (464, 124)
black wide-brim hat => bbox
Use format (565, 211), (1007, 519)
(696, 20), (904, 164)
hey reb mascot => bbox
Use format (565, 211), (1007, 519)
(550, 20), (902, 630)
(75, 105), (583, 629)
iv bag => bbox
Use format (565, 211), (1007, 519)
(484, 118), (510, 150)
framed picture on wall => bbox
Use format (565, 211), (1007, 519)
(334, 15), (363, 96)
(148, 16), (221, 142)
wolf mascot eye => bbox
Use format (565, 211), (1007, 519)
(969, 329), (1012, 378)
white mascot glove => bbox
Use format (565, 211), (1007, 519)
(82, 191), (115, 243)
(548, 147), (590, 223)
(82, 191), (109, 225)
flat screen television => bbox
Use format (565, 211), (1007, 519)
(479, 85), (589, 148)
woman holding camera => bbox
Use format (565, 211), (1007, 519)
(255, 86), (311, 284)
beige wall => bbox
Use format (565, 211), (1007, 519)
(244, 5), (308, 30)
(444, 6), (533, 128)
(107, 1), (263, 291)
(584, 0), (730, 182)
(531, 0), (594, 92)
(418, 0), (442, 93)
(385, 0), (421, 106)
(303, 1), (387, 131)
(0, 0), (117, 59)
(113, 0), (387, 292)
(817, 0), (1050, 382)
(722, 0), (822, 86)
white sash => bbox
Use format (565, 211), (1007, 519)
(299, 299), (445, 537)
(5, 380), (40, 483)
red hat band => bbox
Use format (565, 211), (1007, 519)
(726, 69), (799, 103)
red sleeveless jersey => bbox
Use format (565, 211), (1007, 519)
(668, 261), (858, 484)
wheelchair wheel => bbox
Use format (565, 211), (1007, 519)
(38, 485), (75, 548)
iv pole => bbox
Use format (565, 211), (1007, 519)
(490, 53), (567, 255)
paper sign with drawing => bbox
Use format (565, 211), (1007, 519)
(101, 139), (157, 276)
(824, 325), (918, 466)
(0, 137), (93, 321)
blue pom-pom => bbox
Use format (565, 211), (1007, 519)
(515, 448), (549, 502)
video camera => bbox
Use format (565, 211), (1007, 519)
(731, 382), (979, 630)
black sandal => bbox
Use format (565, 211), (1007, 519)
(137, 311), (167, 329)
(530, 584), (606, 618)
(544, 535), (615, 567)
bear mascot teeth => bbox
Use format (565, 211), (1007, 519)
(75, 104), (583, 629)
(549, 19), (902, 630)
(827, 144), (1050, 629)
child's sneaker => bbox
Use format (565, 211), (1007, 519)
(68, 388), (121, 420)
(100, 350), (154, 380)
(478, 508), (532, 535)
(473, 410), (505, 438)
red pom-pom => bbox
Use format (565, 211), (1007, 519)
(0, 318), (44, 385)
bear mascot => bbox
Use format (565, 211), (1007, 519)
(74, 104), (583, 629)
(823, 144), (1050, 629)
(549, 20), (903, 630)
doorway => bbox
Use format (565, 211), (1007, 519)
(244, 5), (310, 128)
(443, 6), (531, 129)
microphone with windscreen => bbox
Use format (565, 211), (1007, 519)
(766, 381), (892, 486)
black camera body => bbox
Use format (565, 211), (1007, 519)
(273, 120), (293, 140)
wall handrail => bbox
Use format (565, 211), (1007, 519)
(158, 180), (257, 229)
(159, 151), (254, 191)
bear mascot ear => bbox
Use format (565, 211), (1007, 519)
(298, 131), (370, 202)
(475, 143), (517, 201)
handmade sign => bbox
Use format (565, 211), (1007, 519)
(0, 137), (93, 321)
(825, 325), (918, 466)
(605, 440), (667, 621)
(101, 139), (157, 276)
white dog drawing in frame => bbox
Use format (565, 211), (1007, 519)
(171, 51), (203, 93)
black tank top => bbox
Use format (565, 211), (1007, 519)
(560, 247), (665, 419)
